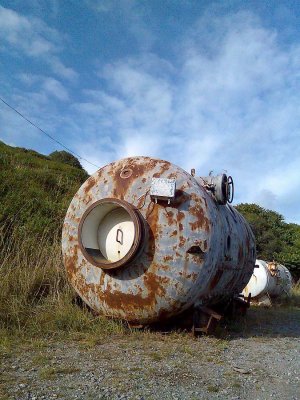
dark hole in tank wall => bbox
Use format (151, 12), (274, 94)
(227, 235), (231, 251)
(186, 245), (205, 264)
(223, 235), (232, 261)
(187, 246), (203, 254)
(187, 246), (205, 261)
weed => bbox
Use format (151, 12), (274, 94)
(179, 345), (194, 356)
(39, 366), (80, 380)
(31, 353), (51, 367)
(216, 339), (229, 350)
(207, 385), (219, 393)
(0, 332), (14, 354)
(130, 366), (142, 372)
(148, 352), (163, 362)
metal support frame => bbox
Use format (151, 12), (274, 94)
(192, 306), (222, 336)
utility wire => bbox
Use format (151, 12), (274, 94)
(0, 96), (100, 169)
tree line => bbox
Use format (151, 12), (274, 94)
(235, 204), (300, 281)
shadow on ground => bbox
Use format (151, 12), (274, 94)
(224, 306), (300, 339)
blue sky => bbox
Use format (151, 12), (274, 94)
(0, 0), (300, 223)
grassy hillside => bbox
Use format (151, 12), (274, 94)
(0, 141), (125, 339)
(0, 140), (88, 239)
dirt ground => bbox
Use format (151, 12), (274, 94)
(1, 307), (299, 400)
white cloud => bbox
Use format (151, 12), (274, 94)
(42, 78), (69, 101)
(71, 11), (300, 223)
(48, 57), (78, 81)
(0, 5), (59, 56)
(0, 5), (77, 80)
(17, 74), (69, 101)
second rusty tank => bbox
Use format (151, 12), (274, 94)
(243, 259), (292, 301)
(62, 157), (256, 325)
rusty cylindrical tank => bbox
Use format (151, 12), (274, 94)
(62, 157), (256, 324)
(243, 259), (292, 300)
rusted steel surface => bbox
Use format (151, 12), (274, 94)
(62, 157), (256, 324)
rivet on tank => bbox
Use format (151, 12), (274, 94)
(62, 157), (256, 334)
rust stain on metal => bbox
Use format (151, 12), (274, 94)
(166, 210), (174, 225)
(83, 194), (92, 205)
(189, 204), (210, 232)
(144, 272), (169, 297)
(152, 161), (172, 177)
(177, 211), (185, 221)
(112, 167), (134, 199)
(100, 271), (169, 311)
(179, 236), (186, 247)
(84, 176), (96, 193)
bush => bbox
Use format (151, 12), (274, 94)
(49, 150), (84, 170)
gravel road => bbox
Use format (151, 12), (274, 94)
(1, 307), (299, 400)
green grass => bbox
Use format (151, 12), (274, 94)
(277, 284), (300, 307)
(0, 220), (127, 341)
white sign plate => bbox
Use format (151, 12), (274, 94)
(150, 178), (176, 200)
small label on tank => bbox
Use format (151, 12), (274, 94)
(150, 178), (176, 201)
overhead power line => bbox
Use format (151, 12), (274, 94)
(0, 96), (100, 169)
